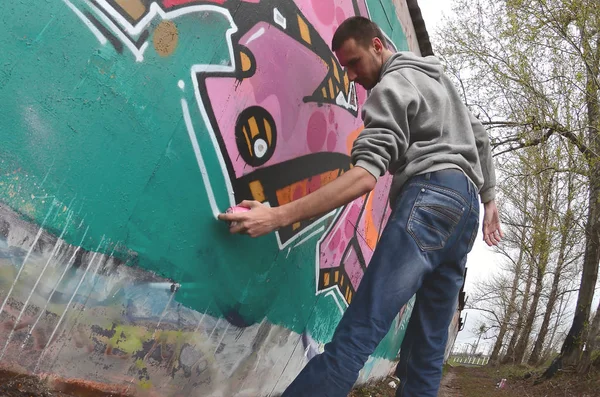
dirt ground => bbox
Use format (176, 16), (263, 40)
(0, 369), (127, 397)
(349, 364), (600, 397)
(451, 365), (600, 397)
(1, 365), (598, 396)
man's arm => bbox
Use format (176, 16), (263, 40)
(217, 166), (376, 237)
(219, 72), (419, 238)
(469, 111), (503, 246)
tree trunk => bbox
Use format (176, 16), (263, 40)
(543, 293), (567, 362)
(502, 255), (535, 364)
(514, 173), (553, 364)
(545, 32), (600, 376)
(490, 183), (529, 364)
(579, 304), (600, 372)
(528, 248), (563, 365)
(529, 185), (574, 365)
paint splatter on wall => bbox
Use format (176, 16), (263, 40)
(0, 0), (424, 395)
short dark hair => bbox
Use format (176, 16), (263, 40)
(331, 16), (385, 51)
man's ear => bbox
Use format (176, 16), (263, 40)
(372, 37), (384, 54)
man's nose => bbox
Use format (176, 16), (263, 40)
(347, 70), (357, 81)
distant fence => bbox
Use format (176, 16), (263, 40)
(449, 354), (490, 366)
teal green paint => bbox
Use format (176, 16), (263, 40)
(0, 0), (412, 362)
(367, 0), (410, 51)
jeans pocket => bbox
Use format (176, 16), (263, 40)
(407, 185), (465, 251)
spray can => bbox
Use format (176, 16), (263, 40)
(226, 206), (250, 227)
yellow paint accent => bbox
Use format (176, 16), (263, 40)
(332, 57), (340, 82)
(248, 116), (259, 138)
(348, 291), (352, 304)
(340, 275), (344, 286)
(242, 126), (252, 155)
(293, 222), (301, 230)
(297, 15), (311, 44)
(324, 273), (330, 286)
(249, 180), (266, 202)
(344, 73), (349, 94)
(139, 379), (152, 390)
(335, 271), (339, 282)
(264, 119), (272, 145)
(328, 78), (334, 98)
(241, 51), (252, 72)
(322, 87), (327, 98)
(115, 0), (146, 20)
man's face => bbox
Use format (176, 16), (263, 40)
(335, 38), (383, 90)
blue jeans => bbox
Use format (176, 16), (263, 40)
(281, 169), (480, 397)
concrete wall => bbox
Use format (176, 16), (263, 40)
(0, 1), (424, 395)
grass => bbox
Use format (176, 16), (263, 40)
(453, 363), (600, 397)
(349, 362), (600, 397)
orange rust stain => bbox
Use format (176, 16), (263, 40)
(364, 193), (379, 250)
(276, 185), (292, 206)
(321, 170), (339, 186)
(346, 125), (365, 155)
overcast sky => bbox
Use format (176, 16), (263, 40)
(416, 0), (503, 353)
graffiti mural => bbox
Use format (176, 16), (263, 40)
(0, 0), (425, 395)
(71, 0), (398, 305)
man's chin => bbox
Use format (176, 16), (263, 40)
(356, 80), (375, 90)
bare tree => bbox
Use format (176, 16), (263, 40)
(435, 0), (600, 375)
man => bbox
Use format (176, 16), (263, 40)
(218, 16), (502, 397)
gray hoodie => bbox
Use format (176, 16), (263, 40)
(351, 52), (496, 205)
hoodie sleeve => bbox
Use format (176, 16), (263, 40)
(351, 72), (419, 179)
(469, 110), (497, 203)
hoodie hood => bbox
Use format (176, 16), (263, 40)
(379, 51), (442, 81)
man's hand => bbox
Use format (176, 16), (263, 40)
(218, 200), (282, 237)
(217, 167), (377, 239)
(482, 199), (503, 246)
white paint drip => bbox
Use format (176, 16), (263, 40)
(213, 322), (230, 355)
(178, 80), (185, 90)
(25, 227), (89, 348)
(35, 236), (106, 373)
(6, 209), (74, 353)
(149, 290), (175, 341)
(0, 203), (57, 320)
(269, 333), (304, 397)
(193, 303), (211, 334)
(207, 318), (221, 341)
(4, 238), (66, 356)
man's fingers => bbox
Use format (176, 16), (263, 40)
(218, 212), (246, 222)
(229, 222), (247, 234)
(239, 200), (261, 209)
